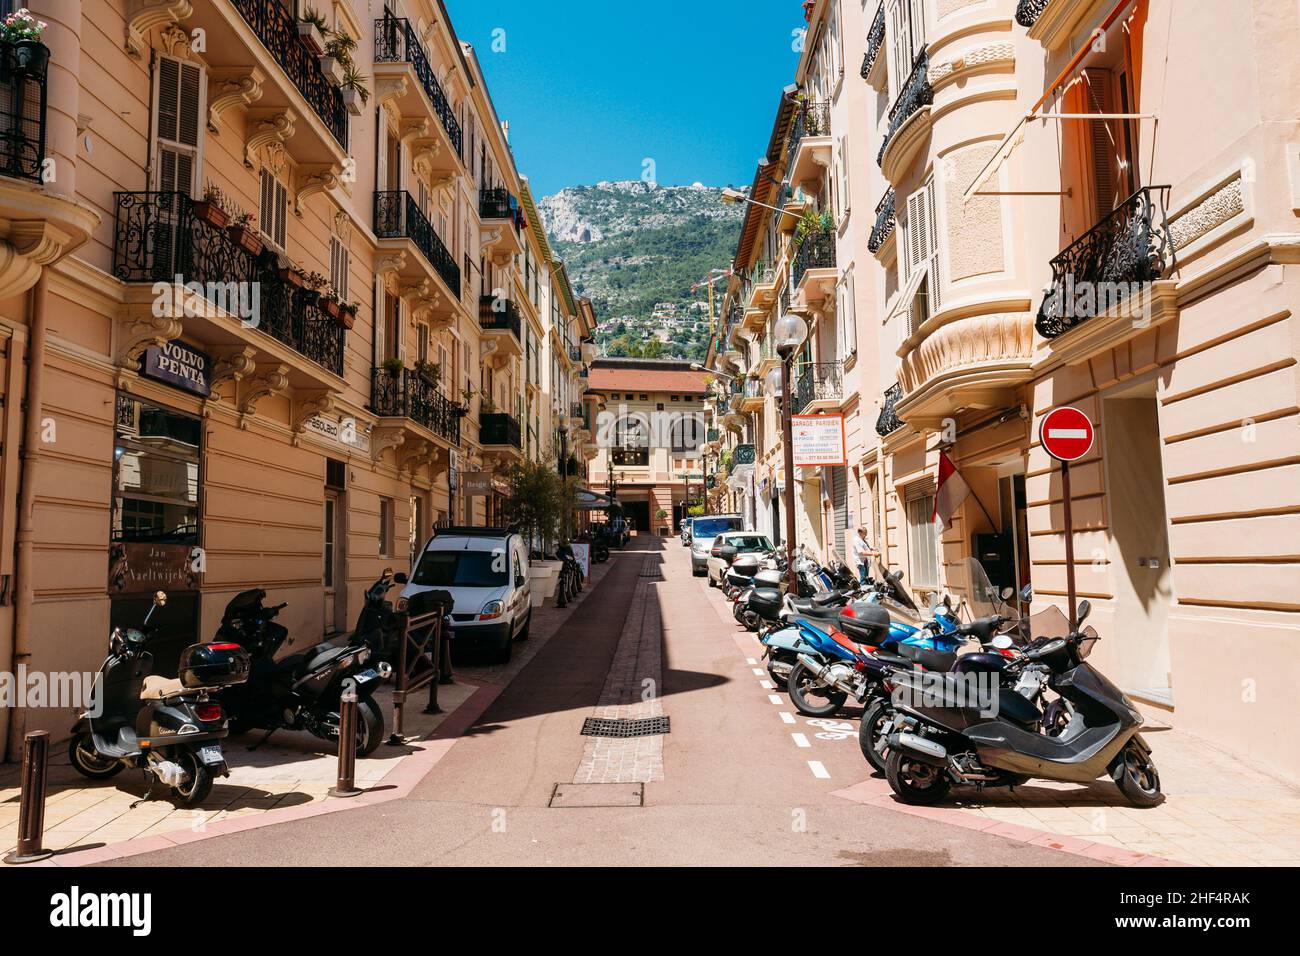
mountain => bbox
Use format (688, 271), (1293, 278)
(538, 181), (746, 361)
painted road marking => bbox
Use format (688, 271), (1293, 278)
(779, 712), (797, 724)
(746, 657), (757, 665)
(759, 680), (775, 690)
(808, 761), (831, 779)
(752, 668), (766, 677)
(791, 733), (811, 748)
(768, 694), (784, 705)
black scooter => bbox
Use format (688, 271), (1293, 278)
(214, 589), (389, 756)
(883, 600), (1162, 807)
(70, 590), (250, 806)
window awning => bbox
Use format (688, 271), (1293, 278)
(885, 261), (929, 327)
(961, 0), (1140, 202)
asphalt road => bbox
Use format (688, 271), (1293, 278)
(110, 536), (1095, 867)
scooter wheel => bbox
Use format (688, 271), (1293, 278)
(172, 748), (214, 806)
(1110, 743), (1163, 807)
(858, 698), (893, 774)
(786, 661), (848, 717)
(69, 734), (124, 779)
(885, 749), (951, 805)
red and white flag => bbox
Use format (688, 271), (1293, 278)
(932, 451), (971, 530)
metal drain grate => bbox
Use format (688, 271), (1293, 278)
(639, 566), (664, 579)
(580, 716), (670, 738)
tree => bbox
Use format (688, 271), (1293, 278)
(501, 458), (564, 553)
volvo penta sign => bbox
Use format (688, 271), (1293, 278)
(141, 340), (211, 397)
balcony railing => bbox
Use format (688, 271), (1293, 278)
(479, 295), (522, 339)
(374, 190), (461, 296)
(231, 0), (347, 146)
(0, 41), (47, 182)
(792, 231), (836, 289)
(371, 368), (461, 446)
(1015, 0), (1050, 27)
(877, 53), (933, 165)
(1035, 186), (1174, 339)
(112, 191), (344, 375)
(793, 361), (844, 413)
(867, 188), (895, 253)
(479, 412), (522, 449)
(788, 100), (831, 154)
(570, 401), (585, 422)
(860, 5), (886, 79)
(479, 187), (523, 229)
(373, 14), (462, 157)
(875, 383), (904, 437)
(568, 345), (582, 363)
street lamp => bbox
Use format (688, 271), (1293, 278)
(771, 311), (808, 592)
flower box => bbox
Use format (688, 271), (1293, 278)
(193, 200), (229, 229)
(278, 267), (305, 288)
(297, 22), (326, 56)
(226, 224), (263, 257)
(342, 88), (364, 116)
(318, 55), (344, 87)
(320, 297), (342, 319)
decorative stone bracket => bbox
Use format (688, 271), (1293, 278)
(206, 345), (258, 402)
(245, 109), (296, 168)
(125, 0), (193, 59)
(0, 220), (78, 304)
(238, 363), (290, 425)
(113, 305), (182, 368)
(295, 164), (341, 216)
(400, 439), (433, 476)
(208, 68), (264, 134)
(292, 391), (336, 440)
(370, 425), (407, 466)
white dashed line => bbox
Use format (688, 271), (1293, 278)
(808, 761), (831, 779)
(751, 668), (766, 677)
(791, 733), (811, 749)
(759, 680), (775, 690)
(768, 694), (784, 705)
(779, 712), (797, 724)
(746, 658), (757, 665)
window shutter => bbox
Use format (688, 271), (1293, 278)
(1083, 68), (1118, 216)
(925, 176), (942, 314)
(152, 55), (203, 195)
(330, 236), (349, 300)
(259, 168), (288, 250)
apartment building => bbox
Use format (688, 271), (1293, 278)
(716, 0), (1300, 777)
(0, 0), (589, 758)
(585, 358), (710, 533)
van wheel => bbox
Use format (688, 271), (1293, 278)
(516, 613), (531, 642)
(495, 630), (513, 664)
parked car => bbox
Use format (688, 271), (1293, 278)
(688, 515), (744, 576)
(706, 532), (775, 586)
(401, 527), (531, 664)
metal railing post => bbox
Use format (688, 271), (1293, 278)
(387, 609), (411, 745)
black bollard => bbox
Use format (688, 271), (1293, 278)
(328, 685), (363, 798)
(4, 731), (54, 864)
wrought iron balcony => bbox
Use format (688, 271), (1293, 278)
(568, 345), (582, 363)
(231, 0), (346, 146)
(479, 187), (522, 228)
(1015, 0), (1050, 28)
(479, 295), (522, 339)
(793, 361), (844, 413)
(875, 383), (904, 437)
(479, 412), (522, 449)
(111, 191), (344, 375)
(1035, 186), (1174, 339)
(373, 14), (462, 157)
(878, 53), (933, 166)
(792, 231), (836, 289)
(868, 189), (896, 253)
(570, 401), (586, 422)
(0, 41), (47, 182)
(374, 190), (460, 296)
(788, 100), (831, 154)
(860, 5), (886, 79)
(371, 367), (461, 445)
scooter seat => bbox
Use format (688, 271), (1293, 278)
(897, 644), (957, 672)
(139, 675), (185, 700)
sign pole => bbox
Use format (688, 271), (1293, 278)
(1061, 458), (1076, 628)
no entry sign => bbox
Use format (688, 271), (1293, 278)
(1040, 406), (1095, 462)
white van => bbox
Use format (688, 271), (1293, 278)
(401, 528), (531, 663)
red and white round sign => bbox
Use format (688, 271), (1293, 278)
(1040, 406), (1095, 462)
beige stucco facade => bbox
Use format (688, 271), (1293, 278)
(0, 0), (590, 759)
(713, 0), (1300, 780)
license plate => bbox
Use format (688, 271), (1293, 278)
(198, 744), (224, 766)
(354, 668), (379, 684)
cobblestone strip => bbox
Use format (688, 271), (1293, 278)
(572, 553), (665, 784)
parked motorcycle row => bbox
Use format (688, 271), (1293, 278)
(69, 569), (441, 806)
(706, 538), (1162, 808)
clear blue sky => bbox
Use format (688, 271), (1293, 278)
(444, 0), (805, 197)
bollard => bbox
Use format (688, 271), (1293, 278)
(423, 615), (443, 715)
(387, 609), (409, 745)
(328, 685), (363, 798)
(4, 731), (54, 864)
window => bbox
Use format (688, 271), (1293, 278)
(888, 0), (926, 98)
(416, 322), (429, 364)
(837, 270), (857, 358)
(112, 396), (201, 545)
(378, 497), (393, 557)
(902, 176), (940, 336)
(151, 55), (204, 196)
(259, 167), (289, 250)
(329, 235), (349, 300)
(905, 489), (938, 588)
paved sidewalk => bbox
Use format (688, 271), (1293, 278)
(0, 556), (614, 867)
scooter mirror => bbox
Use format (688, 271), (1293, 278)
(1076, 599), (1092, 624)
(394, 572), (408, 585)
(153, 590), (167, 607)
(381, 567), (394, 581)
(1020, 584), (1033, 603)
(1000, 586), (1013, 601)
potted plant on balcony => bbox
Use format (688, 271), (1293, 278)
(380, 356), (404, 378)
(793, 208), (833, 247)
(226, 211), (263, 256)
(338, 300), (359, 329)
(340, 64), (370, 116)
(193, 183), (230, 229)
(297, 7), (328, 56)
(300, 271), (328, 306)
(414, 360), (440, 386)
(1, 8), (49, 78)
(320, 29), (356, 87)
(319, 287), (343, 320)
(480, 395), (498, 414)
(277, 262), (307, 289)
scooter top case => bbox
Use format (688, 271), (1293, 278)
(748, 587), (785, 622)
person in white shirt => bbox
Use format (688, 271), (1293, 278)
(849, 524), (879, 585)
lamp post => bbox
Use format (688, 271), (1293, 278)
(769, 312), (809, 593)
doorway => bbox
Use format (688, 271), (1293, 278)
(1102, 383), (1173, 700)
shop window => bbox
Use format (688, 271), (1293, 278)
(905, 488), (938, 589)
(112, 395), (200, 545)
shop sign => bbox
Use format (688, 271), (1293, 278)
(791, 414), (847, 467)
(108, 542), (200, 594)
(462, 471), (493, 496)
(305, 416), (371, 453)
(141, 340), (211, 397)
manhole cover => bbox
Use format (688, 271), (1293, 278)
(580, 716), (670, 738)
(549, 783), (644, 808)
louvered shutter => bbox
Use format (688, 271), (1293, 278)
(152, 55), (203, 196)
(924, 177), (942, 315)
(1083, 68), (1118, 217)
(259, 168), (288, 250)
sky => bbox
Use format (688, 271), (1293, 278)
(443, 0), (806, 198)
